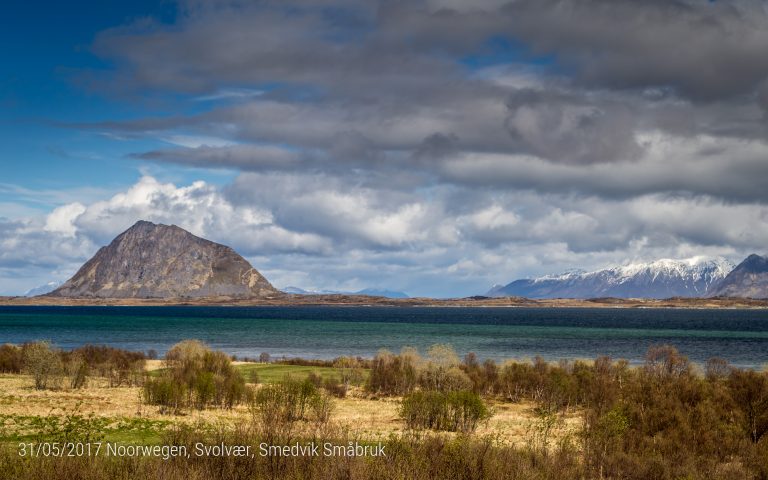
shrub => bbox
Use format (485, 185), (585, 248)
(22, 341), (64, 390)
(143, 339), (246, 412)
(249, 376), (334, 441)
(323, 376), (348, 398)
(0, 344), (23, 373)
(727, 369), (768, 443)
(368, 345), (479, 395)
(367, 349), (418, 395)
(333, 355), (366, 386)
(143, 377), (186, 414)
(67, 353), (89, 389)
(643, 344), (691, 380)
(66, 344), (146, 387)
(401, 390), (490, 432)
(307, 371), (323, 387)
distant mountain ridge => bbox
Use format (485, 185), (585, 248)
(24, 281), (63, 297)
(282, 286), (409, 298)
(488, 257), (736, 299)
(49, 220), (277, 299)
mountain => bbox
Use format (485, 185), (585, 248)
(282, 286), (409, 298)
(24, 280), (64, 297)
(487, 257), (734, 299)
(282, 286), (316, 295)
(49, 220), (277, 299)
(355, 288), (409, 298)
(708, 254), (768, 298)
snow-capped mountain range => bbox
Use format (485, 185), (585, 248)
(282, 286), (409, 298)
(23, 281), (64, 297)
(487, 257), (736, 299)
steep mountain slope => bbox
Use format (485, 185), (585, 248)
(49, 220), (277, 299)
(709, 254), (768, 298)
(488, 257), (734, 299)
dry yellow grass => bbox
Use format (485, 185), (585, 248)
(0, 373), (579, 445)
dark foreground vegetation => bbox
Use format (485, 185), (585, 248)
(1, 340), (767, 479)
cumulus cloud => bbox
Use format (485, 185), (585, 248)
(4, 172), (768, 296)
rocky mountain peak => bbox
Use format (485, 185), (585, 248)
(709, 254), (768, 299)
(49, 220), (278, 299)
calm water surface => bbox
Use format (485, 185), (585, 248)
(1, 306), (767, 367)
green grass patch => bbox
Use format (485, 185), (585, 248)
(235, 363), (368, 384)
(0, 413), (171, 445)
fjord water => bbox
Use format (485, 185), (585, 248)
(1, 306), (768, 367)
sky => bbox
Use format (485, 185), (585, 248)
(2, 0), (768, 297)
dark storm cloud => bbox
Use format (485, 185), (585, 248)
(497, 0), (768, 102)
(504, 88), (644, 164)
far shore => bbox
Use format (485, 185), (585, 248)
(1, 293), (767, 309)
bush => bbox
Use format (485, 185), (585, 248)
(249, 376), (334, 441)
(323, 376), (348, 398)
(143, 377), (187, 414)
(22, 341), (64, 390)
(401, 390), (490, 432)
(728, 369), (768, 443)
(143, 339), (246, 412)
(67, 353), (89, 389)
(0, 344), (23, 373)
(333, 355), (366, 386)
(367, 348), (418, 395)
(66, 344), (146, 387)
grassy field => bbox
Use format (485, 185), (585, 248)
(146, 360), (367, 384)
(0, 369), (574, 447)
(3, 345), (767, 479)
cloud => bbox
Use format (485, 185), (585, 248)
(504, 87), (644, 164)
(497, 0), (768, 101)
(44, 203), (86, 237)
(10, 0), (768, 296)
(136, 144), (302, 171)
(69, 175), (330, 255)
(4, 172), (768, 296)
(440, 133), (768, 202)
(194, 87), (263, 101)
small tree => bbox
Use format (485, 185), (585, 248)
(68, 352), (89, 389)
(22, 341), (63, 390)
